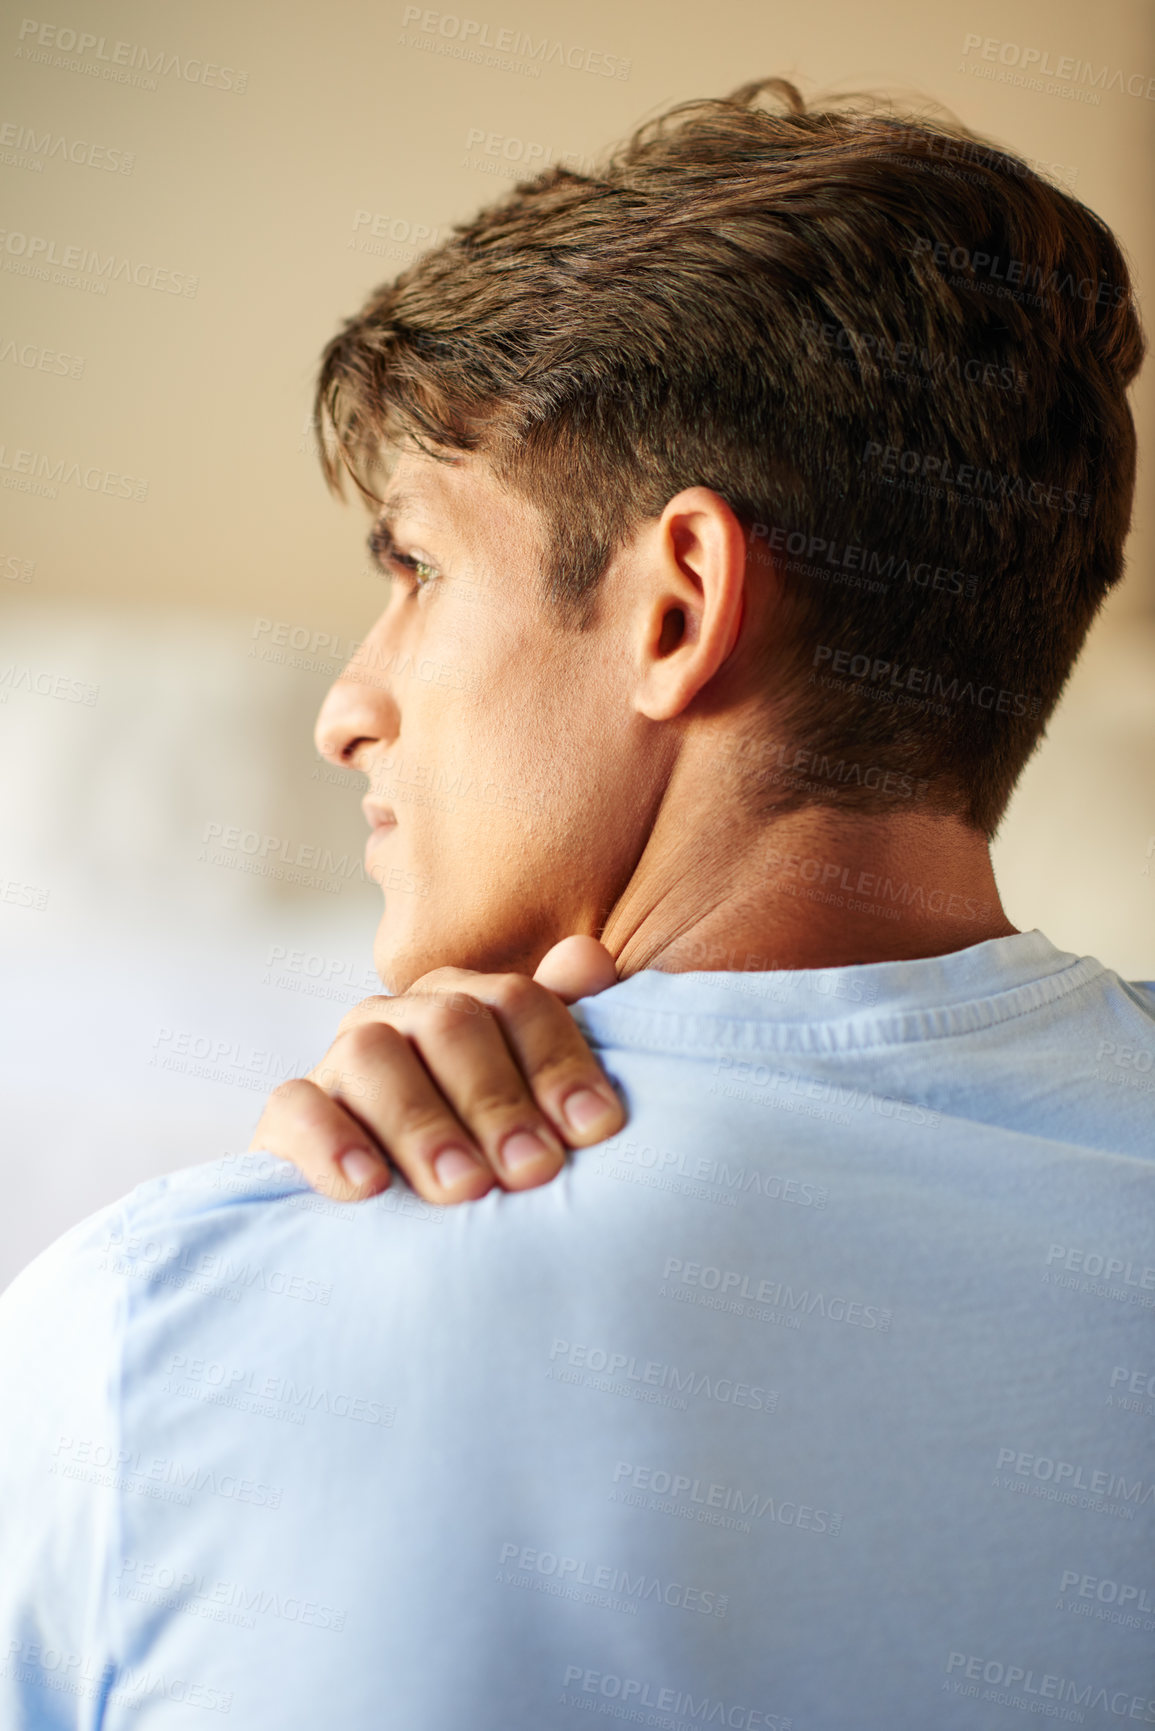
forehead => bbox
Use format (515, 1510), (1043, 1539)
(380, 449), (542, 567)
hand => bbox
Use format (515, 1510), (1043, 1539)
(247, 936), (623, 1203)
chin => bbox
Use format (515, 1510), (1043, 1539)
(372, 902), (550, 994)
(372, 917), (426, 996)
(372, 907), (470, 995)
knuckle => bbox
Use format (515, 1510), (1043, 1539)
(390, 1099), (459, 1145)
(465, 1083), (536, 1123)
(488, 972), (539, 1015)
(266, 1076), (318, 1111)
(334, 1020), (403, 1067)
(335, 994), (396, 1035)
(411, 999), (471, 1041)
(408, 966), (464, 994)
(531, 1054), (599, 1094)
(267, 1084), (335, 1140)
(410, 993), (490, 1037)
(405, 974), (490, 1020)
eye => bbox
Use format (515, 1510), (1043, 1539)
(390, 550), (439, 590)
(368, 523), (439, 592)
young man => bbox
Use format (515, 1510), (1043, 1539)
(1, 78), (1152, 1729)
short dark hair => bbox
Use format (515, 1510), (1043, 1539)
(315, 77), (1145, 836)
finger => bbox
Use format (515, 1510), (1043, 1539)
(294, 992), (565, 1197)
(249, 1078), (395, 1202)
(355, 994), (570, 1191)
(533, 935), (618, 1004)
(409, 968), (624, 1150)
(313, 1010), (522, 1204)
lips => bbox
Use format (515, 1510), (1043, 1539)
(361, 797), (398, 832)
(362, 797), (398, 876)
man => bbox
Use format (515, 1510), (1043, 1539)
(1, 76), (1152, 1729)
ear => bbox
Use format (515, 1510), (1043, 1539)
(632, 488), (749, 722)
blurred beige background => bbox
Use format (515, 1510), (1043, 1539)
(1, 0), (1153, 1283)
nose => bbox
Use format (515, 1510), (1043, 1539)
(314, 625), (402, 768)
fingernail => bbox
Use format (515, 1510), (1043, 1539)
(433, 1147), (484, 1187)
(501, 1129), (561, 1173)
(562, 1086), (617, 1135)
(338, 1149), (381, 1189)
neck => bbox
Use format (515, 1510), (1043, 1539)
(599, 799), (1017, 978)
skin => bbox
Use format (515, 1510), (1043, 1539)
(250, 443), (1016, 1203)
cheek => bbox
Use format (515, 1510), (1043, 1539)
(408, 601), (622, 838)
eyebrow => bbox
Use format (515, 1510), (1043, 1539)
(366, 493), (448, 574)
(374, 488), (423, 526)
(369, 489), (444, 547)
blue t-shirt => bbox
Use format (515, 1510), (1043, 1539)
(1, 931), (1153, 1729)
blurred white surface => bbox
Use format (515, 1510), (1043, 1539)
(0, 909), (377, 1292)
(991, 602), (1155, 968)
(0, 598), (385, 1288)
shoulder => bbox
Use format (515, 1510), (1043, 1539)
(0, 1156), (319, 1715)
(0, 1156), (315, 1362)
(1119, 977), (1155, 1016)
(0, 1155), (349, 1532)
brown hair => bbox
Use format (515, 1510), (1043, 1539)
(315, 77), (1144, 836)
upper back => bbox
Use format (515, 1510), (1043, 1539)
(2, 932), (1153, 1728)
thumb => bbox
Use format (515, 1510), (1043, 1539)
(533, 935), (618, 1005)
